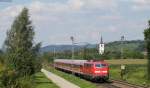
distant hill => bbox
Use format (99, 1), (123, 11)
(40, 45), (79, 52)
(40, 40), (145, 53)
(105, 40), (145, 52)
(40, 44), (96, 53)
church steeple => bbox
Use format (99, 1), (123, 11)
(99, 35), (105, 55)
(100, 36), (103, 44)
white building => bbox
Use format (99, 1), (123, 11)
(99, 36), (105, 55)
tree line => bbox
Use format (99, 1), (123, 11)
(42, 46), (145, 62)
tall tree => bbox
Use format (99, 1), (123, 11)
(144, 20), (150, 80)
(5, 7), (41, 76)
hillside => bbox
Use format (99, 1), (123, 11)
(40, 44), (96, 53)
(41, 40), (145, 53)
(105, 40), (145, 52)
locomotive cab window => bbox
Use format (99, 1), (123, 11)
(95, 64), (107, 68)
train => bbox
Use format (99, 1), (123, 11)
(54, 59), (109, 81)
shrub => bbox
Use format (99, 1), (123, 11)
(0, 69), (35, 88)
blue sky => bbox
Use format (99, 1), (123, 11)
(0, 0), (150, 47)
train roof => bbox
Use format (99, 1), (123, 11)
(54, 59), (108, 65)
(54, 59), (87, 65)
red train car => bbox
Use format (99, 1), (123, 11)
(54, 59), (109, 81)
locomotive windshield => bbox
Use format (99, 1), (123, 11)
(95, 64), (107, 68)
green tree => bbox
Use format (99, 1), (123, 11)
(42, 52), (54, 62)
(144, 20), (150, 80)
(0, 50), (4, 63)
(4, 7), (41, 76)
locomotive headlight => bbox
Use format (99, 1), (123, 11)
(102, 71), (107, 73)
(95, 71), (101, 73)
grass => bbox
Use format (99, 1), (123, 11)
(109, 64), (150, 86)
(104, 59), (150, 86)
(0, 62), (58, 88)
(43, 64), (98, 88)
(105, 59), (147, 65)
(35, 72), (59, 88)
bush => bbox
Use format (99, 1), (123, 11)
(0, 69), (35, 88)
(15, 76), (35, 88)
(0, 69), (18, 88)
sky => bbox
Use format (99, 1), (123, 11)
(0, 0), (150, 47)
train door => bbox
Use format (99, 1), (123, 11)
(83, 63), (93, 75)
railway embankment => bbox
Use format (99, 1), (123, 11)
(43, 64), (99, 88)
(41, 69), (80, 88)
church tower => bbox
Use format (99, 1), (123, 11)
(99, 36), (105, 55)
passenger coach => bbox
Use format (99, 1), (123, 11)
(54, 59), (109, 81)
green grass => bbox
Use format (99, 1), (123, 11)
(105, 59), (147, 65)
(106, 59), (150, 86)
(109, 64), (150, 86)
(35, 72), (59, 88)
(43, 65), (98, 88)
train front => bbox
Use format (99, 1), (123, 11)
(92, 61), (109, 81)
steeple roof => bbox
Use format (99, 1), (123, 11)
(100, 36), (103, 44)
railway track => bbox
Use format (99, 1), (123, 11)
(96, 83), (120, 88)
(50, 63), (149, 88)
(111, 79), (148, 88)
(95, 79), (149, 88)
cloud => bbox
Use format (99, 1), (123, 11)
(133, 0), (150, 4)
(0, 0), (147, 47)
(28, 0), (118, 13)
(98, 15), (122, 21)
(0, 0), (118, 21)
(83, 0), (117, 10)
(67, 0), (84, 10)
(132, 0), (150, 10)
(0, 5), (23, 31)
(107, 26), (118, 32)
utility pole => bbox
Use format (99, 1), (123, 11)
(70, 36), (75, 75)
(53, 46), (56, 60)
(53, 45), (56, 69)
(74, 42), (89, 60)
(120, 36), (126, 80)
(121, 36), (125, 59)
(83, 44), (89, 60)
(70, 36), (75, 60)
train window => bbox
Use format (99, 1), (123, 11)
(84, 64), (93, 67)
(84, 64), (87, 67)
(95, 64), (107, 68)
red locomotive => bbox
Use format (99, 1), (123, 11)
(54, 59), (109, 81)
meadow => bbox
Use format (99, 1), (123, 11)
(35, 72), (59, 88)
(106, 59), (150, 86)
(105, 59), (147, 65)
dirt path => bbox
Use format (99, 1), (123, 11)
(41, 69), (80, 88)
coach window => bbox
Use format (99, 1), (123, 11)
(86, 64), (92, 67)
(90, 64), (93, 67)
(88, 64), (91, 67)
(84, 64), (88, 67)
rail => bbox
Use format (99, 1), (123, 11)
(110, 79), (149, 88)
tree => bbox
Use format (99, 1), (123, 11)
(4, 7), (41, 76)
(144, 20), (150, 80)
(0, 50), (4, 63)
